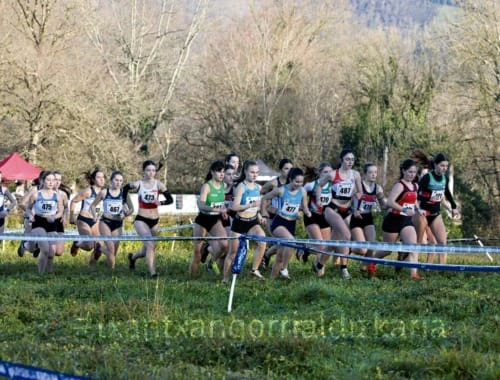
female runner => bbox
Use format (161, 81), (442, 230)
(376, 159), (426, 279)
(413, 152), (459, 264)
(91, 171), (134, 270)
(260, 158), (293, 268)
(223, 160), (267, 282)
(189, 160), (228, 275)
(24, 171), (64, 273)
(69, 169), (106, 264)
(312, 149), (362, 280)
(124, 160), (173, 278)
(261, 167), (311, 280)
(0, 170), (17, 234)
(350, 163), (386, 276)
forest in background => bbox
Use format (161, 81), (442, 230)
(0, 0), (498, 236)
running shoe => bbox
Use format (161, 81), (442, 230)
(261, 253), (271, 269)
(92, 243), (102, 261)
(70, 242), (79, 257)
(411, 273), (424, 280)
(128, 253), (136, 270)
(200, 241), (210, 263)
(279, 268), (291, 280)
(341, 268), (352, 280)
(17, 241), (25, 257)
(205, 258), (216, 274)
(295, 249), (304, 261)
(312, 260), (325, 277)
(396, 252), (409, 273)
(33, 245), (40, 258)
(397, 251), (409, 261)
(367, 263), (376, 278)
(250, 269), (264, 279)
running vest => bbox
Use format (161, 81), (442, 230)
(81, 186), (97, 213)
(418, 172), (446, 205)
(34, 190), (58, 216)
(103, 189), (124, 216)
(240, 182), (261, 213)
(391, 181), (417, 216)
(331, 169), (355, 201)
(278, 186), (303, 219)
(358, 182), (378, 214)
(201, 181), (225, 215)
(138, 180), (159, 209)
(305, 180), (331, 214)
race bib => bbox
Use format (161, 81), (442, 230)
(319, 193), (332, 206)
(334, 183), (354, 197)
(359, 200), (377, 213)
(245, 196), (260, 212)
(281, 201), (299, 215)
(400, 203), (415, 216)
(430, 190), (444, 202)
(211, 201), (225, 210)
(142, 191), (157, 203)
(38, 201), (57, 216)
(105, 200), (123, 216)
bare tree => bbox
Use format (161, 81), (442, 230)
(79, 0), (210, 180)
(179, 0), (353, 174)
(0, 0), (75, 164)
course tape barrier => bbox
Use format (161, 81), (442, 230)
(240, 235), (500, 273)
(0, 233), (227, 243)
(4, 224), (193, 236)
(0, 360), (92, 380)
(242, 234), (500, 255)
(0, 231), (499, 255)
(242, 235), (500, 272)
(309, 248), (499, 272)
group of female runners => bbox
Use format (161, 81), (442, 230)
(13, 161), (173, 276)
(4, 149), (458, 279)
(191, 149), (459, 281)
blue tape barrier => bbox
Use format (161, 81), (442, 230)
(242, 234), (500, 255)
(4, 224), (193, 236)
(0, 360), (92, 380)
(240, 235), (500, 273)
(448, 237), (498, 243)
(0, 232), (498, 255)
(308, 249), (500, 272)
(0, 233), (213, 243)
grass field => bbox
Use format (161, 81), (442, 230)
(0, 234), (499, 379)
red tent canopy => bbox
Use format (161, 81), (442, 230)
(0, 152), (42, 181)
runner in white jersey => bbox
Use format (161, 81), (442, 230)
(313, 149), (362, 280)
(17, 172), (45, 258)
(123, 160), (173, 279)
(91, 171), (134, 270)
(69, 168), (106, 265)
(24, 171), (64, 274)
(0, 170), (17, 234)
